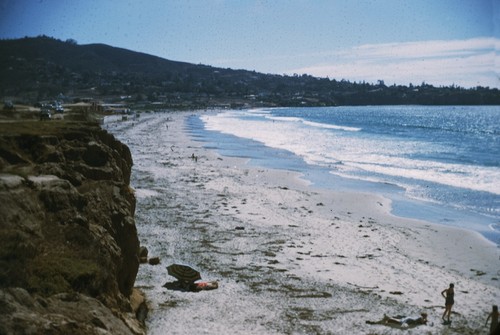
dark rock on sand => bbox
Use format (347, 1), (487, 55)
(148, 257), (160, 265)
(139, 246), (149, 263)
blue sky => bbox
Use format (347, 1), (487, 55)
(0, 0), (498, 88)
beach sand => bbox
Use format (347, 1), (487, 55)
(106, 111), (500, 334)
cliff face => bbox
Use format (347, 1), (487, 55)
(0, 119), (143, 334)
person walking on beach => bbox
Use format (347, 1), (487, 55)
(441, 283), (454, 324)
(485, 305), (499, 335)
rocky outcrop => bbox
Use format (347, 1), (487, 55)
(0, 288), (141, 335)
(0, 120), (144, 334)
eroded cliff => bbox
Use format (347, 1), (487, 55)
(0, 118), (145, 334)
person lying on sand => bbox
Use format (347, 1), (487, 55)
(180, 280), (218, 291)
(366, 312), (428, 327)
(164, 280), (219, 292)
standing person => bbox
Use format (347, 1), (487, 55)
(441, 283), (454, 324)
(485, 305), (499, 335)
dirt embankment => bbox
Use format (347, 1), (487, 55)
(0, 115), (146, 334)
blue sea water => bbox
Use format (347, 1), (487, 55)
(187, 106), (500, 245)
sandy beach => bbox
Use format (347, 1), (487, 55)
(106, 111), (500, 335)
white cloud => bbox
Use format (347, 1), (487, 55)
(288, 38), (500, 88)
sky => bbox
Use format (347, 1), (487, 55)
(0, 0), (499, 88)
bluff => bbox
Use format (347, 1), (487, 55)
(0, 110), (145, 334)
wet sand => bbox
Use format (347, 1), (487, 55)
(105, 111), (500, 335)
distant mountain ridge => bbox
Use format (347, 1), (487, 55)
(1, 36), (199, 74)
(1, 36), (499, 107)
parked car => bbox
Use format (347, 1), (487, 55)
(54, 104), (64, 113)
(3, 101), (14, 110)
(39, 108), (51, 120)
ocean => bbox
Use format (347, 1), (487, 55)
(187, 105), (500, 245)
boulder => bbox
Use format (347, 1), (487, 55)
(0, 288), (141, 335)
(139, 246), (148, 263)
(148, 257), (160, 265)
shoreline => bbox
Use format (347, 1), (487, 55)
(192, 111), (500, 247)
(106, 110), (500, 334)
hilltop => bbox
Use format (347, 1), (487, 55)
(1, 36), (499, 108)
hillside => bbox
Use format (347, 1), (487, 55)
(1, 36), (499, 108)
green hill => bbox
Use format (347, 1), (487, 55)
(1, 36), (499, 107)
